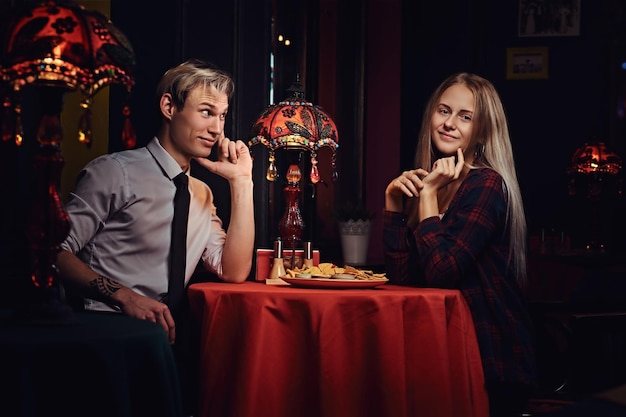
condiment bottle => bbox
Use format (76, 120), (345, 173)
(303, 241), (314, 269)
(268, 237), (287, 279)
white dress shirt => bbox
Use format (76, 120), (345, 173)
(61, 137), (226, 312)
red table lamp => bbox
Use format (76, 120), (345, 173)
(249, 78), (339, 252)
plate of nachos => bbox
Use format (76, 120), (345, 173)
(281, 264), (388, 289)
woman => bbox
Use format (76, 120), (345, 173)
(383, 73), (536, 416)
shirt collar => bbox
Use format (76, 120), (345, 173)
(146, 137), (185, 181)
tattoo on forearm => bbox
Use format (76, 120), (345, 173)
(88, 275), (122, 299)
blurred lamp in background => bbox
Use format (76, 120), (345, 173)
(567, 141), (623, 252)
(0, 0), (135, 321)
(567, 141), (622, 199)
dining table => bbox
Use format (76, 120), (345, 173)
(187, 280), (489, 417)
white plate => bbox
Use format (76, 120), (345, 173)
(281, 276), (388, 289)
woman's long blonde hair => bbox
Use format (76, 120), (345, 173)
(409, 73), (527, 283)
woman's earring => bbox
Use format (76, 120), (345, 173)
(474, 143), (485, 160)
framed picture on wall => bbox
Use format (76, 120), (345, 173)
(518, 0), (581, 37)
(506, 47), (549, 80)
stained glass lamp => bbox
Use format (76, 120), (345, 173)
(249, 79), (338, 253)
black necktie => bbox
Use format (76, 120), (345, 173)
(168, 172), (190, 315)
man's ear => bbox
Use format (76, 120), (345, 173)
(160, 93), (175, 119)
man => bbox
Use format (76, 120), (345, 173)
(57, 60), (254, 414)
(58, 58), (254, 333)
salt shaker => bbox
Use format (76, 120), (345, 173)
(303, 241), (314, 268)
(268, 237), (287, 279)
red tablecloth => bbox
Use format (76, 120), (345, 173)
(188, 281), (489, 417)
